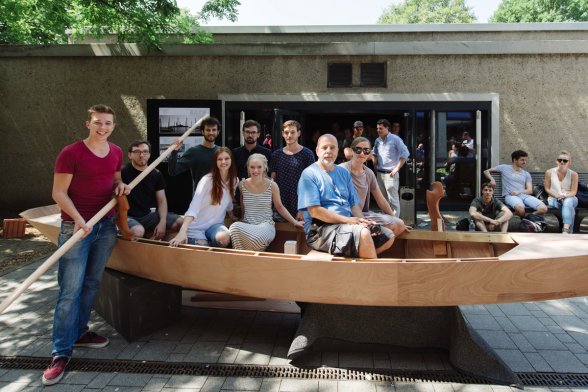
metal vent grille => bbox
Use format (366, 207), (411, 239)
(4, 356), (588, 387)
(327, 63), (352, 88)
(360, 63), (386, 87)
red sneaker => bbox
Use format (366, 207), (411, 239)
(42, 356), (69, 385)
(74, 331), (109, 348)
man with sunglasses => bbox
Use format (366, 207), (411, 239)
(372, 119), (410, 216)
(484, 150), (548, 218)
(122, 140), (183, 239)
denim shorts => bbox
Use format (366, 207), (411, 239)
(187, 223), (230, 247)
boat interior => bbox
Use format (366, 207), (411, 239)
(20, 204), (519, 263)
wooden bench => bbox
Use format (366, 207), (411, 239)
(490, 172), (588, 233)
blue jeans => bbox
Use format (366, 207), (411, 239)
(52, 217), (117, 358)
(548, 196), (578, 232)
(187, 223), (230, 247)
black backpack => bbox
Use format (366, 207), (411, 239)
(577, 182), (588, 208)
(519, 214), (546, 232)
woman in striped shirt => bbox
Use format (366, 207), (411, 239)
(230, 154), (303, 251)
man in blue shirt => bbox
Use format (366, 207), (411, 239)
(372, 119), (410, 217)
(298, 134), (394, 258)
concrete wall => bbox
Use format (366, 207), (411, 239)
(1, 24), (588, 211)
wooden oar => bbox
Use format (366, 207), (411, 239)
(0, 115), (208, 314)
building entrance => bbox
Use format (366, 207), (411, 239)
(147, 94), (498, 218)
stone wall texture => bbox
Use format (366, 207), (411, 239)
(1, 25), (587, 211)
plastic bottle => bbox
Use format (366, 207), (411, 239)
(469, 219), (476, 232)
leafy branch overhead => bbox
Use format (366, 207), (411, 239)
(490, 0), (588, 22)
(378, 0), (476, 24)
(0, 0), (241, 48)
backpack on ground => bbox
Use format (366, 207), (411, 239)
(519, 214), (546, 233)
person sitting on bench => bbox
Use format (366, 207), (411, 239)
(483, 150), (548, 218)
(544, 150), (578, 234)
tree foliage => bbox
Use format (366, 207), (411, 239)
(378, 0), (476, 24)
(490, 0), (588, 23)
(0, 0), (240, 48)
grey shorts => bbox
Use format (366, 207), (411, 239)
(306, 222), (363, 258)
(127, 212), (180, 231)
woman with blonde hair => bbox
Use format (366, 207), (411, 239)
(170, 147), (238, 247)
(339, 137), (411, 239)
(544, 151), (578, 233)
(230, 153), (303, 250)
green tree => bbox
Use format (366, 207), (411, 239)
(0, 0), (240, 48)
(378, 0), (476, 24)
(490, 0), (588, 22)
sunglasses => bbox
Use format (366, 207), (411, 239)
(352, 147), (372, 155)
(557, 158), (569, 163)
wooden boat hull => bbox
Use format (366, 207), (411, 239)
(20, 205), (588, 307)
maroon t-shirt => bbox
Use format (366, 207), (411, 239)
(54, 141), (123, 221)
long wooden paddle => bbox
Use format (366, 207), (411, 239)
(0, 115), (208, 314)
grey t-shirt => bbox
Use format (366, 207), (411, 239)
(494, 164), (532, 197)
(338, 161), (378, 211)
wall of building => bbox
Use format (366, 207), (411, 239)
(1, 24), (588, 211)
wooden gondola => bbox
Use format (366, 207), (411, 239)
(20, 201), (588, 307)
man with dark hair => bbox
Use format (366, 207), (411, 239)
(484, 150), (548, 217)
(469, 182), (513, 232)
(232, 120), (272, 180)
(270, 120), (315, 221)
(372, 119), (410, 216)
(44, 104), (130, 385)
(168, 116), (221, 190)
(122, 140), (183, 239)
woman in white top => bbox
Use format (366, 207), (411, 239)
(230, 154), (303, 251)
(339, 137), (411, 240)
(544, 151), (578, 233)
(170, 147), (238, 247)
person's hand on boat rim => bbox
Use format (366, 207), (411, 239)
(291, 220), (304, 229)
(169, 232), (187, 247)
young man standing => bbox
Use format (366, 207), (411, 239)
(372, 119), (410, 217)
(122, 140), (183, 239)
(232, 120), (272, 180)
(44, 104), (130, 385)
(484, 150), (548, 218)
(270, 120), (315, 221)
(168, 116), (221, 190)
(469, 182), (513, 232)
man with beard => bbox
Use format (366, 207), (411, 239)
(122, 140), (183, 239)
(232, 120), (272, 180)
(298, 134), (394, 259)
(168, 116), (221, 191)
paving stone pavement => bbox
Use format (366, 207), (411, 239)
(2, 224), (588, 391)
